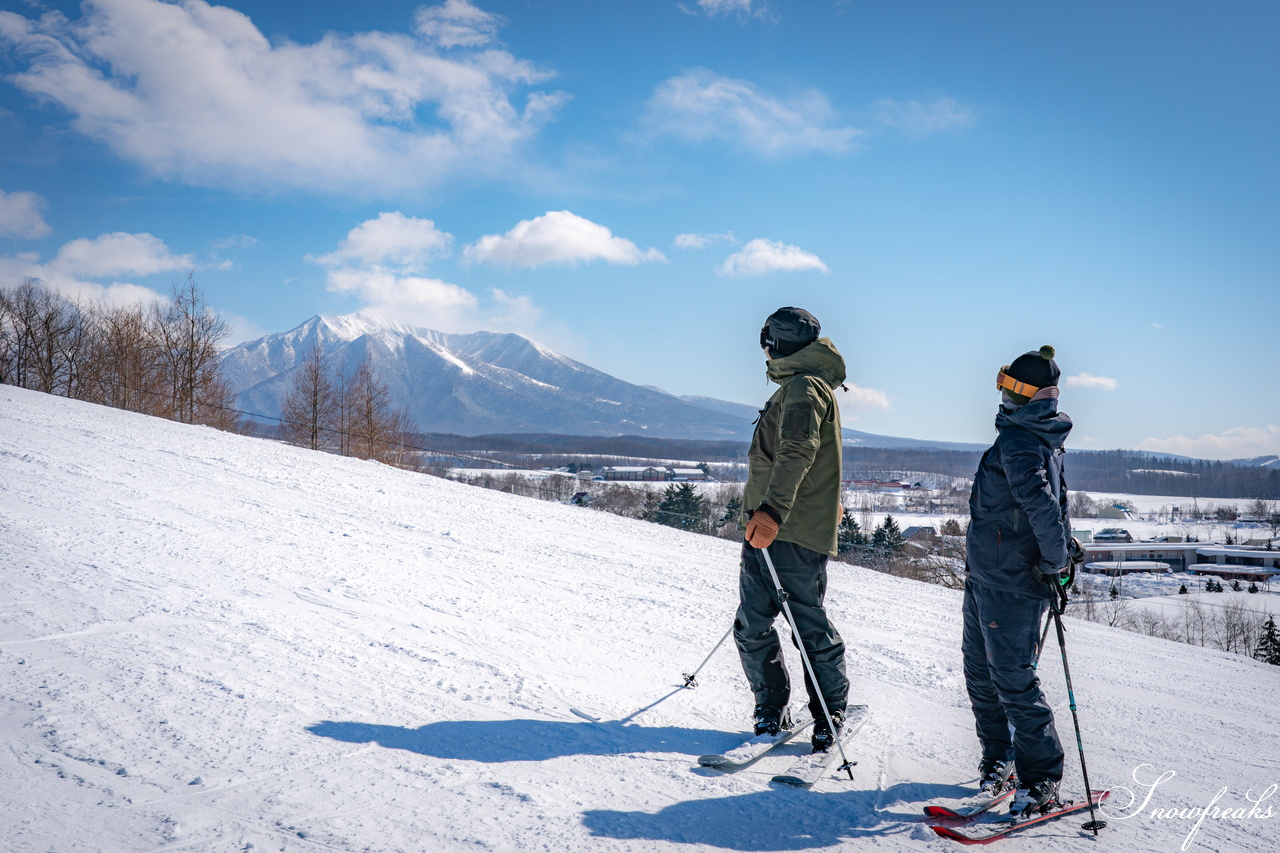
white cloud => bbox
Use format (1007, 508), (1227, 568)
(1065, 373), (1119, 391)
(0, 0), (567, 195)
(210, 234), (259, 250)
(839, 383), (890, 413)
(716, 238), (828, 277)
(0, 232), (194, 305)
(414, 0), (504, 48)
(871, 97), (976, 137)
(1150, 323), (1166, 329)
(1137, 426), (1280, 461)
(688, 0), (760, 16)
(326, 267), (477, 313)
(674, 231), (736, 250)
(314, 212), (453, 269)
(487, 288), (542, 331)
(0, 189), (51, 239)
(645, 69), (862, 157)
(463, 211), (666, 268)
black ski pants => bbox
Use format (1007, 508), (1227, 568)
(961, 579), (1064, 784)
(734, 541), (848, 721)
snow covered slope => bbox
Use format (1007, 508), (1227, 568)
(2, 385), (1277, 852)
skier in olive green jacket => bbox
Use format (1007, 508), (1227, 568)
(736, 306), (849, 752)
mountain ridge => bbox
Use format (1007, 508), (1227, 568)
(221, 313), (987, 449)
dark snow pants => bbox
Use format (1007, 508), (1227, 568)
(734, 541), (848, 720)
(961, 579), (1064, 784)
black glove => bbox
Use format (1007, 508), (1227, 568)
(1033, 562), (1072, 611)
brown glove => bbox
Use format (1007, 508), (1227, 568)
(744, 504), (782, 549)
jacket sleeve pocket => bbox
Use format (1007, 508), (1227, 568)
(781, 402), (814, 439)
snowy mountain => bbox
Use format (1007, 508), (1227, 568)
(221, 314), (755, 439)
(4, 383), (1278, 852)
(222, 314), (987, 450)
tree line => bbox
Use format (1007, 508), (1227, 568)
(843, 446), (1280, 500)
(0, 277), (240, 430)
(1, 277), (417, 469)
(276, 341), (418, 467)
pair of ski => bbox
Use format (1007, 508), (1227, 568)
(925, 789), (1110, 844)
(697, 704), (869, 787)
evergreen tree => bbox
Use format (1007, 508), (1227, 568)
(1109, 585), (1119, 600)
(1253, 616), (1280, 665)
(940, 518), (964, 536)
(1178, 584), (1189, 595)
(717, 496), (742, 530)
(1248, 582), (1259, 594)
(639, 491), (661, 523)
(838, 510), (869, 555)
(654, 483), (706, 532)
(1232, 580), (1243, 592)
(871, 515), (904, 552)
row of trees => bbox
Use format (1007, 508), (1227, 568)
(0, 277), (240, 430)
(278, 343), (418, 466)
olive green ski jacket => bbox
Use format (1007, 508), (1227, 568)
(741, 337), (846, 557)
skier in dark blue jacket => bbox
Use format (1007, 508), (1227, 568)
(963, 345), (1078, 818)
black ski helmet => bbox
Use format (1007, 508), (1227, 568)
(760, 307), (820, 357)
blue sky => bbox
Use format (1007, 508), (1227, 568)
(1, 0), (1277, 457)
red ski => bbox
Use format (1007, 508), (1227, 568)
(923, 788), (1015, 824)
(931, 791), (1109, 844)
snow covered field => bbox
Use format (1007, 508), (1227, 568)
(2, 385), (1278, 852)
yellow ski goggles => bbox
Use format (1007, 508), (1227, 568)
(996, 367), (1040, 398)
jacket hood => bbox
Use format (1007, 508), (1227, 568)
(766, 337), (847, 388)
(995, 397), (1073, 448)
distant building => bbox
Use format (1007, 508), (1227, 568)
(1096, 504), (1133, 520)
(845, 479), (910, 493)
(669, 468), (709, 481)
(600, 466), (669, 482)
(1187, 546), (1280, 582)
(1081, 542), (1280, 579)
(1093, 528), (1134, 543)
(902, 526), (937, 540)
(1083, 560), (1173, 576)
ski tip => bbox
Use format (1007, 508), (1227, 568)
(697, 755), (729, 767)
(771, 775), (809, 787)
(569, 707), (601, 723)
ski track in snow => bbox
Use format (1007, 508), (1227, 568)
(1, 385), (1277, 852)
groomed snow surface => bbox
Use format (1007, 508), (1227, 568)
(2, 385), (1277, 853)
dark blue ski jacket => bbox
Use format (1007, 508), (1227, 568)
(966, 398), (1073, 598)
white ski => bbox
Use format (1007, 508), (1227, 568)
(698, 717), (814, 770)
(771, 704), (870, 787)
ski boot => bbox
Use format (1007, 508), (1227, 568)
(1010, 779), (1061, 818)
(753, 705), (792, 736)
(810, 709), (845, 752)
(978, 756), (1016, 794)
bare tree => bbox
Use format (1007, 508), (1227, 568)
(280, 342), (337, 450)
(150, 274), (232, 425)
(342, 356), (417, 465)
(1069, 491), (1097, 518)
(82, 301), (165, 414)
(0, 280), (90, 396)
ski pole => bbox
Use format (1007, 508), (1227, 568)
(683, 624), (734, 688)
(1032, 611), (1053, 671)
(1050, 601), (1107, 834)
(759, 546), (856, 781)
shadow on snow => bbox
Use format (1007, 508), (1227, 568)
(306, 717), (741, 763)
(583, 787), (920, 851)
(308, 720), (986, 850)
